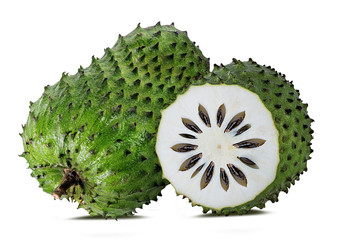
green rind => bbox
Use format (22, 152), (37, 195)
(20, 23), (210, 218)
(179, 59), (313, 215)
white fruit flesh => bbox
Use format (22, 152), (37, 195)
(156, 84), (279, 209)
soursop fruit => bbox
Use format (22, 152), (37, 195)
(20, 23), (210, 218)
(156, 59), (313, 215)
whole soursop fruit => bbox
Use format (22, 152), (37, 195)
(20, 23), (210, 218)
(156, 59), (313, 215)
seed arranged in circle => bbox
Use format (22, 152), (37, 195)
(157, 84), (280, 210)
(170, 103), (266, 191)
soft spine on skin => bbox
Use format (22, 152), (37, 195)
(180, 58), (313, 215)
(19, 23), (210, 218)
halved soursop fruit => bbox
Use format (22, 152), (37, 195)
(156, 59), (313, 215)
(19, 23), (210, 218)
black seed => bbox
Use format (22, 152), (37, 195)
(227, 164), (247, 187)
(200, 161), (214, 190)
(171, 143), (198, 152)
(140, 156), (147, 162)
(182, 118), (202, 134)
(179, 133), (197, 139)
(217, 104), (226, 127)
(237, 157), (258, 169)
(198, 104), (211, 127)
(191, 164), (205, 178)
(220, 168), (229, 191)
(233, 138), (266, 148)
(179, 153), (202, 171)
(89, 134), (94, 141)
(89, 150), (95, 155)
(274, 104), (282, 109)
(225, 111), (245, 132)
(235, 124), (251, 136)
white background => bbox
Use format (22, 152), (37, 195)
(1, 0), (341, 239)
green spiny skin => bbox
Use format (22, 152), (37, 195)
(182, 59), (313, 215)
(20, 23), (210, 218)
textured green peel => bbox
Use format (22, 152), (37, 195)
(20, 23), (313, 217)
(20, 23), (210, 218)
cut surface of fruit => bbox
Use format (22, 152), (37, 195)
(156, 84), (279, 209)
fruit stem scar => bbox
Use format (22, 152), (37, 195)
(52, 169), (81, 199)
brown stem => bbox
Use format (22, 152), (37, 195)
(52, 169), (81, 199)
